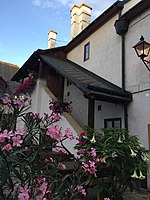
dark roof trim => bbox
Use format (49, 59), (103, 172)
(11, 51), (39, 81)
(65, 1), (124, 53)
(84, 91), (132, 104)
(120, 0), (150, 22)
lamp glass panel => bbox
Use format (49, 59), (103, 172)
(136, 43), (150, 57)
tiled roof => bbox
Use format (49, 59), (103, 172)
(0, 61), (19, 81)
(0, 61), (19, 96)
(40, 54), (132, 103)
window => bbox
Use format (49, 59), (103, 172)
(84, 42), (90, 61)
(104, 118), (121, 128)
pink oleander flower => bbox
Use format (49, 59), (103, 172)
(15, 128), (25, 136)
(36, 194), (44, 200)
(12, 135), (23, 147)
(36, 194), (46, 200)
(2, 143), (13, 151)
(44, 113), (50, 119)
(87, 148), (96, 157)
(53, 147), (60, 152)
(0, 134), (5, 143)
(13, 97), (21, 105)
(50, 112), (62, 121)
(36, 177), (46, 184)
(94, 157), (103, 163)
(57, 163), (66, 170)
(15, 77), (36, 95)
(3, 96), (11, 106)
(77, 148), (85, 156)
(13, 98), (26, 107)
(61, 148), (68, 154)
(77, 141), (86, 145)
(18, 186), (30, 200)
(46, 125), (63, 142)
(39, 181), (47, 195)
(45, 157), (54, 163)
(79, 131), (87, 137)
(35, 113), (40, 119)
(65, 128), (75, 140)
(104, 198), (110, 200)
(3, 129), (12, 139)
(76, 185), (86, 196)
(82, 160), (97, 176)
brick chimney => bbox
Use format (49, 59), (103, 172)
(48, 30), (57, 48)
(70, 3), (92, 39)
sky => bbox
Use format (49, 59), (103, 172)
(0, 0), (116, 67)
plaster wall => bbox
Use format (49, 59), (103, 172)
(121, 0), (141, 15)
(125, 8), (150, 149)
(67, 15), (122, 87)
(94, 101), (124, 132)
(128, 92), (150, 149)
(63, 78), (124, 131)
(125, 9), (150, 93)
(63, 79), (88, 128)
(30, 79), (79, 154)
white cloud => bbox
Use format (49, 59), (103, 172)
(32, 0), (54, 8)
(57, 0), (68, 5)
(31, 0), (116, 18)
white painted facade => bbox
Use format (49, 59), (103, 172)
(94, 101), (124, 131)
(66, 1), (150, 150)
(125, 8), (150, 149)
(121, 0), (141, 14)
(63, 78), (88, 128)
(67, 14), (122, 87)
(30, 79), (82, 154)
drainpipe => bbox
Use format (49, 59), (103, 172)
(114, 17), (129, 129)
(122, 34), (128, 130)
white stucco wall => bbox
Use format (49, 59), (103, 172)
(63, 78), (125, 132)
(30, 79), (81, 154)
(66, 1), (150, 150)
(128, 92), (150, 149)
(94, 101), (124, 131)
(121, 0), (141, 15)
(125, 9), (150, 93)
(63, 79), (88, 128)
(125, 8), (150, 149)
(67, 14), (122, 87)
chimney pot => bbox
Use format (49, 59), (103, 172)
(48, 30), (57, 49)
(70, 3), (92, 39)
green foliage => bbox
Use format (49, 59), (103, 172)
(75, 127), (149, 200)
(0, 94), (149, 200)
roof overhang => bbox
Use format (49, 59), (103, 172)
(39, 54), (132, 104)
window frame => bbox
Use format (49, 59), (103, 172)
(104, 118), (122, 128)
(84, 42), (90, 61)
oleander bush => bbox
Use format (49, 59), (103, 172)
(0, 93), (149, 200)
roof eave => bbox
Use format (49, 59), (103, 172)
(120, 0), (150, 22)
(84, 91), (132, 104)
(65, 1), (123, 53)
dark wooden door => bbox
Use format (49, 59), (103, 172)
(47, 68), (64, 99)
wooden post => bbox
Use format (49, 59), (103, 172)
(88, 99), (95, 128)
(38, 59), (43, 78)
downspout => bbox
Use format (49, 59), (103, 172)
(121, 34), (128, 129)
(114, 11), (129, 129)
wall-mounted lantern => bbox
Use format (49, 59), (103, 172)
(133, 36), (150, 71)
